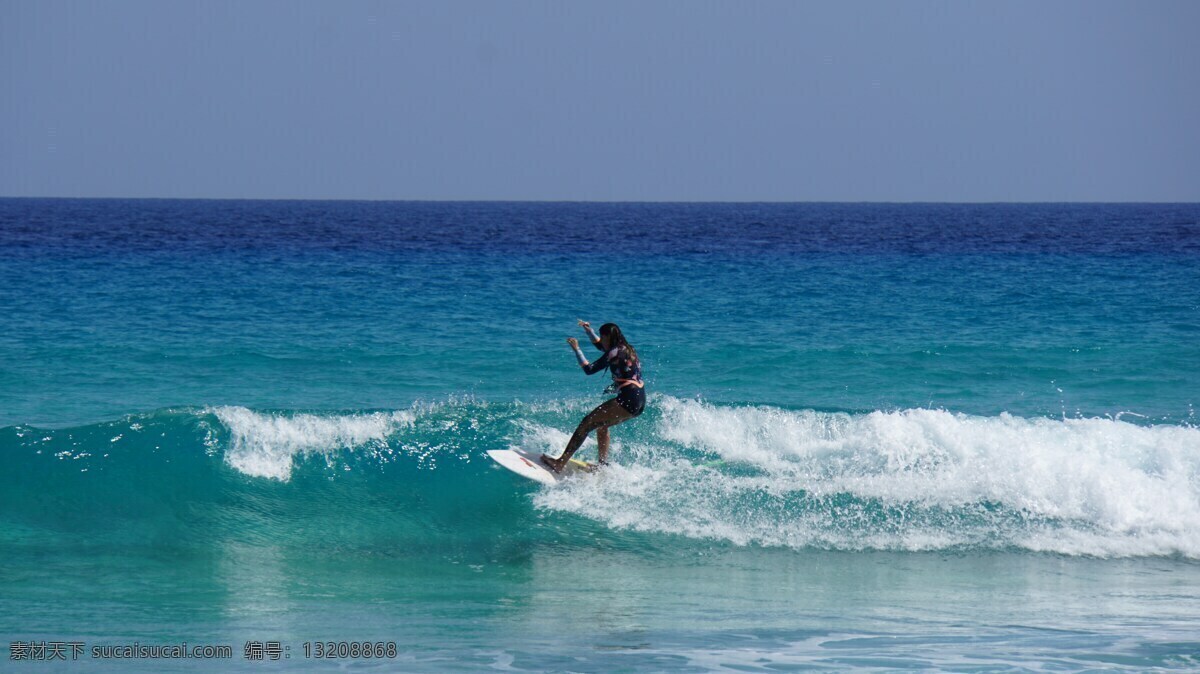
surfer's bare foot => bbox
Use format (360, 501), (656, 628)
(540, 454), (564, 473)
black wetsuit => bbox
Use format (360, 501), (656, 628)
(582, 344), (646, 416)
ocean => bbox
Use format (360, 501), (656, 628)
(1, 199), (1198, 671)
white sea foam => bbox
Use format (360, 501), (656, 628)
(511, 418), (594, 456)
(209, 406), (415, 481)
(535, 396), (1200, 557)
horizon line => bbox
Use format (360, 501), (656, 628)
(3, 195), (1198, 206)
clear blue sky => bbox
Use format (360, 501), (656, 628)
(2, 1), (1197, 201)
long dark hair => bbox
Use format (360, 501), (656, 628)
(599, 323), (638, 363)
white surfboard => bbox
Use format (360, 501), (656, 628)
(487, 447), (594, 486)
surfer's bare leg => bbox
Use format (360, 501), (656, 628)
(542, 399), (632, 472)
(597, 426), (610, 465)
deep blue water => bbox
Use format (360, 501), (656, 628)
(2, 199), (1199, 671)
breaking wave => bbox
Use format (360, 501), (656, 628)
(2, 396), (1197, 558)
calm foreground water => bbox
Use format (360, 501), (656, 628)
(2, 199), (1198, 671)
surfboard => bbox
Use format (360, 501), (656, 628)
(487, 447), (594, 486)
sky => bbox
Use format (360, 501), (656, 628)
(2, 0), (1198, 202)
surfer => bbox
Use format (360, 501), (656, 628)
(541, 320), (645, 473)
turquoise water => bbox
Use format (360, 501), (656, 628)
(2, 199), (1199, 670)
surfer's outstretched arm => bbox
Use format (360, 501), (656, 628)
(568, 337), (609, 374)
(578, 319), (603, 350)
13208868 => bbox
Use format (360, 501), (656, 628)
(302, 642), (397, 658)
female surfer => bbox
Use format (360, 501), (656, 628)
(541, 320), (645, 473)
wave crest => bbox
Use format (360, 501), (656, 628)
(207, 406), (416, 480)
(536, 397), (1200, 557)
